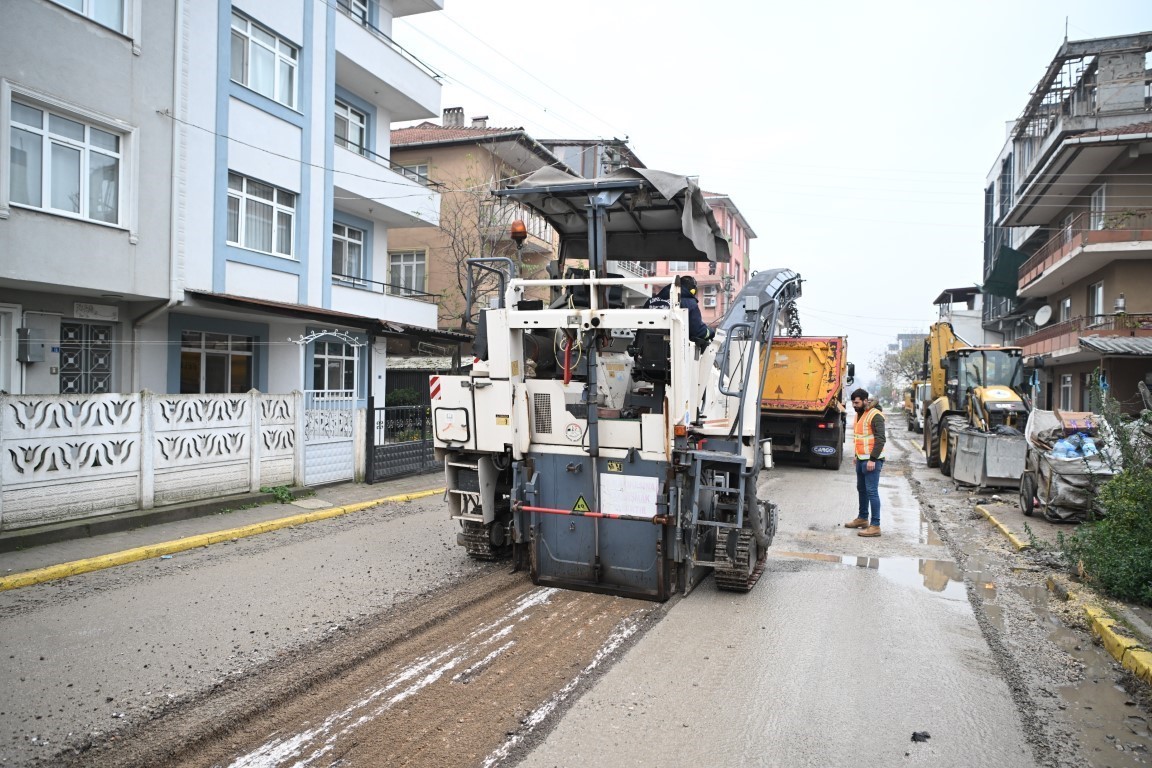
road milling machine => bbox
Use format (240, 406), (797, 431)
(430, 166), (802, 601)
(921, 322), (1029, 487)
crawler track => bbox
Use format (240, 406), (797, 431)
(712, 529), (768, 592)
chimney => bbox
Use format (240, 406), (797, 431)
(471, 115), (488, 129)
(442, 107), (463, 128)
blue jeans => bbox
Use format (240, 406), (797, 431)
(856, 458), (884, 526)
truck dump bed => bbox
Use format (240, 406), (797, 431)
(761, 336), (846, 413)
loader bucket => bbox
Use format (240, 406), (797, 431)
(952, 431), (1026, 489)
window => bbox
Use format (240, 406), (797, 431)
(335, 100), (367, 155)
(230, 13), (298, 109)
(9, 100), (121, 224)
(668, 261), (694, 272)
(59, 321), (113, 394)
(1062, 212), (1074, 245)
(389, 251), (426, 296)
(227, 172), (295, 257)
(1090, 184), (1106, 230)
(398, 163), (429, 183)
(1059, 297), (1072, 322)
(51, 0), (124, 32)
(313, 341), (356, 392)
(1059, 374), (1073, 410)
(337, 0), (370, 25)
(332, 223), (365, 280)
(1087, 281), (1104, 318)
(1080, 372), (1095, 411)
(179, 331), (253, 394)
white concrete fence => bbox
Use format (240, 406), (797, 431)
(0, 391), (300, 531)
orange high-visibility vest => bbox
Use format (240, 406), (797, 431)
(854, 408), (884, 460)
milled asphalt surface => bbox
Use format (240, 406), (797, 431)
(2, 456), (1150, 685)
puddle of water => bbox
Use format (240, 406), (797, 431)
(774, 552), (992, 601)
(1048, 625), (1152, 766)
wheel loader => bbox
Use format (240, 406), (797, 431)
(920, 322), (1029, 487)
(430, 166), (802, 600)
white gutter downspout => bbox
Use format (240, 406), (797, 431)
(133, 0), (188, 390)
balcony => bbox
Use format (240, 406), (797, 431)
(479, 201), (554, 255)
(334, 8), (440, 121)
(1015, 312), (1152, 362)
(331, 273), (438, 329)
(333, 143), (440, 227)
(1017, 208), (1152, 297)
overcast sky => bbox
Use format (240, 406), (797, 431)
(396, 0), (1151, 385)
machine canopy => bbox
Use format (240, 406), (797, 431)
(494, 166), (731, 264)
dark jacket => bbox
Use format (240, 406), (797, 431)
(645, 284), (712, 342)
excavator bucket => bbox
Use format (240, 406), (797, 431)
(952, 431), (1026, 488)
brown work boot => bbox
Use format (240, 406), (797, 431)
(845, 517), (869, 529)
(858, 525), (881, 537)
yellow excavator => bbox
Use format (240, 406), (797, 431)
(921, 322), (1029, 486)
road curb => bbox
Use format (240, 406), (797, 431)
(975, 504), (1032, 551)
(1047, 575), (1152, 687)
(0, 488), (445, 593)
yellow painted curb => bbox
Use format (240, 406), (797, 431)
(1049, 577), (1152, 688)
(975, 504), (1031, 551)
(0, 488), (445, 592)
(1084, 605), (1152, 686)
(909, 438), (925, 455)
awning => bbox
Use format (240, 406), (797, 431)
(982, 245), (1029, 299)
(184, 291), (472, 343)
(1079, 335), (1152, 356)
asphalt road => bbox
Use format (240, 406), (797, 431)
(3, 419), (1150, 767)
(519, 433), (1036, 768)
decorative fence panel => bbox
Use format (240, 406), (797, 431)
(367, 404), (438, 482)
(0, 391), (303, 532)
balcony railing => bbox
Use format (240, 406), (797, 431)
(335, 0), (442, 82)
(1016, 312), (1152, 349)
(335, 140), (442, 189)
(614, 260), (656, 278)
(1019, 208), (1152, 286)
(333, 272), (438, 303)
(478, 201), (554, 244)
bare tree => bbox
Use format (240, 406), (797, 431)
(871, 342), (924, 401)
(433, 154), (552, 330)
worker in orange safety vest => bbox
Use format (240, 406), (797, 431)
(844, 387), (886, 538)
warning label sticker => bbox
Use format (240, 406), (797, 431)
(572, 496), (590, 513)
(606, 461), (623, 473)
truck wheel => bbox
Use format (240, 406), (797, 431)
(940, 427), (953, 477)
(1019, 474), (1036, 517)
(926, 420), (941, 468)
(825, 443), (843, 470)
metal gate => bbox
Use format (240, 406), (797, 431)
(303, 389), (355, 485)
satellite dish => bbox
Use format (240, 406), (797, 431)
(1033, 305), (1053, 326)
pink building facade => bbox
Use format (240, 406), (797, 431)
(648, 193), (754, 326)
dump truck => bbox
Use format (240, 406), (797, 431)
(759, 336), (853, 470)
(921, 322), (1029, 486)
(431, 166), (802, 600)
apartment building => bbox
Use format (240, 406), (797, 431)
(1, 0), (452, 400)
(982, 31), (1152, 413)
(389, 109), (574, 329)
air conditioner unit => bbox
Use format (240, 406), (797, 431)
(703, 297), (717, 308)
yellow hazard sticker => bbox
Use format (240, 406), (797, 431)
(572, 496), (590, 513)
(495, 415), (510, 426)
(511, 360), (520, 377)
(606, 461), (623, 472)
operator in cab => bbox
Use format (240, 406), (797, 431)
(644, 275), (714, 345)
